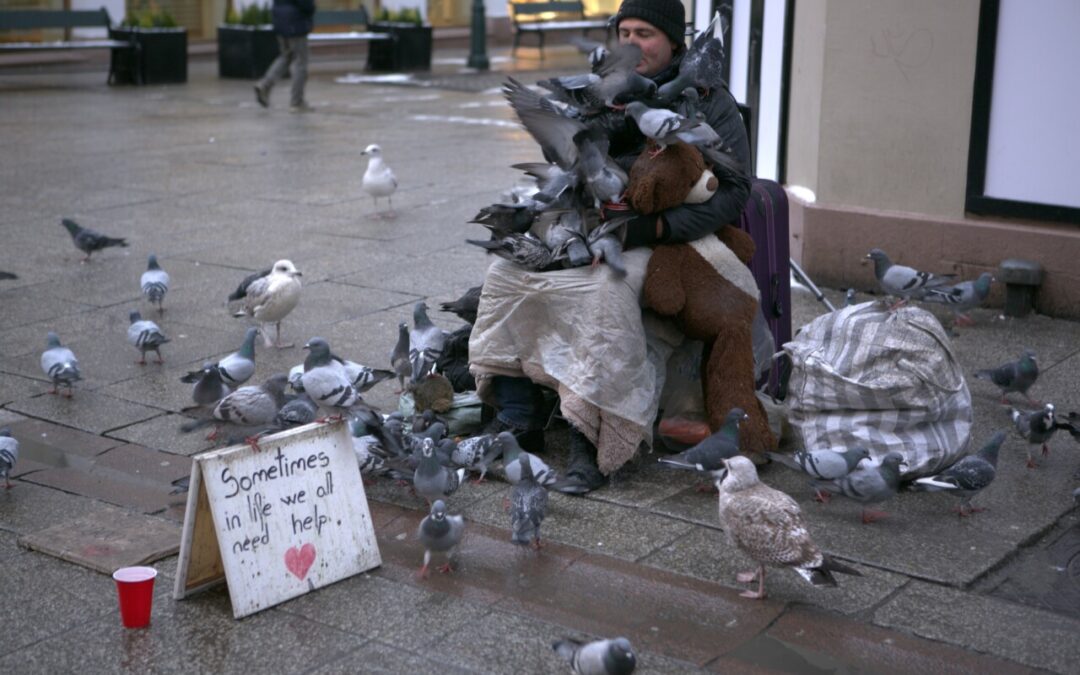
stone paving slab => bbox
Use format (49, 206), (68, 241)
(6, 391), (163, 435)
(104, 413), (218, 457)
(5, 417), (125, 477)
(0, 372), (52, 406)
(311, 639), (479, 675)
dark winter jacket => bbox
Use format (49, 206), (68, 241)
(273, 0), (315, 37)
(610, 54), (752, 247)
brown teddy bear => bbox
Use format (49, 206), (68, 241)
(633, 141), (777, 457)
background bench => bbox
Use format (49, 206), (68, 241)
(308, 8), (390, 46)
(508, 0), (610, 58)
(0, 7), (137, 84)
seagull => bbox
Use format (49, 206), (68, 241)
(232, 259), (302, 349)
(361, 144), (398, 218)
(140, 254), (169, 314)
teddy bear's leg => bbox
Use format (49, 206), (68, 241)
(701, 310), (778, 457)
(715, 225), (756, 267)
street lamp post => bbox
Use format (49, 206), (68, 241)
(467, 0), (490, 70)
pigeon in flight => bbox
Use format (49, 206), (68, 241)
(361, 143), (398, 218)
(140, 254), (169, 314)
(416, 498), (465, 578)
(912, 431), (1005, 516)
(60, 218), (127, 262)
(537, 43), (656, 114)
(40, 332), (81, 397)
(232, 259), (302, 349)
(975, 349), (1038, 405)
(127, 310), (169, 365)
(866, 248), (954, 309)
(552, 636), (637, 675)
(656, 11), (728, 101)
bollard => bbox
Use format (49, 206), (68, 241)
(466, 0), (490, 70)
(998, 258), (1043, 318)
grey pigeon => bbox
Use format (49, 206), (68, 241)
(413, 437), (466, 503)
(0, 427), (18, 489)
(140, 254), (170, 314)
(866, 248), (955, 307)
(585, 216), (631, 277)
(232, 259), (302, 349)
(409, 302), (448, 383)
(812, 452), (905, 524)
(416, 499), (465, 578)
(623, 100), (740, 170)
(658, 408), (747, 480)
(553, 637), (637, 675)
(715, 456), (862, 599)
(351, 428), (388, 478)
(766, 446), (872, 503)
(922, 272), (993, 326)
(845, 288), (857, 306)
(1011, 403), (1080, 468)
(495, 431), (557, 486)
(0, 271), (17, 280)
(127, 310), (169, 365)
(451, 433), (502, 482)
(273, 394), (318, 429)
(180, 362), (231, 409)
(60, 218), (127, 262)
(975, 349), (1039, 405)
(537, 43), (656, 113)
(300, 338), (368, 418)
(40, 332), (81, 397)
(656, 11), (727, 101)
(467, 231), (567, 272)
(912, 431), (1005, 516)
(510, 454), (549, 548)
(390, 322), (413, 393)
(216, 327), (258, 387)
(181, 374), (289, 441)
(534, 209), (591, 268)
(291, 359), (393, 394)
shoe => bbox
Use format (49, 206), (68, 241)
(552, 427), (607, 494)
(482, 415), (545, 455)
(253, 84), (269, 108)
(289, 101), (312, 113)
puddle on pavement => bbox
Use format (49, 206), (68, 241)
(17, 436), (96, 471)
(727, 633), (855, 673)
(988, 519), (1080, 620)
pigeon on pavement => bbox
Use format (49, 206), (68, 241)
(417, 499), (465, 578)
(180, 362), (231, 410)
(140, 254), (170, 314)
(866, 248), (954, 308)
(60, 218), (127, 262)
(0, 427), (19, 489)
(215, 327), (259, 387)
(552, 636), (637, 675)
(127, 310), (169, 365)
(656, 11), (727, 101)
(658, 408), (747, 484)
(495, 431), (557, 486)
(390, 321), (413, 393)
(912, 431), (1005, 516)
(510, 454), (549, 549)
(232, 259), (302, 349)
(451, 433), (502, 482)
(1011, 403), (1080, 468)
(182, 374), (289, 442)
(922, 272), (993, 326)
(299, 338), (369, 419)
(439, 285), (482, 325)
(715, 456), (862, 599)
(273, 394), (319, 429)
(975, 349), (1039, 405)
(413, 437), (466, 503)
(40, 331), (81, 397)
(812, 452), (905, 524)
(409, 302), (448, 383)
(361, 144), (398, 217)
(766, 446), (872, 503)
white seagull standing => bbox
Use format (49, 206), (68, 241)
(361, 144), (398, 218)
(232, 259), (303, 349)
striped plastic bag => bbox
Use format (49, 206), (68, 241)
(782, 303), (972, 478)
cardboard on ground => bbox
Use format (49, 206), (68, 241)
(172, 421), (381, 618)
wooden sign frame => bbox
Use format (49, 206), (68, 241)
(173, 421), (381, 618)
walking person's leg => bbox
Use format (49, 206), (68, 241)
(289, 36), (310, 110)
(255, 36), (296, 107)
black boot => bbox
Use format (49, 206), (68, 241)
(552, 427), (607, 494)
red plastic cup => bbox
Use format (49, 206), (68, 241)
(112, 566), (158, 628)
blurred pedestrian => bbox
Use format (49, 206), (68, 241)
(254, 0), (315, 112)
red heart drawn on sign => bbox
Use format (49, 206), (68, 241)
(284, 543), (316, 581)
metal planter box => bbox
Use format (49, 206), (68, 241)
(366, 22), (431, 71)
(110, 27), (187, 85)
(217, 25), (281, 79)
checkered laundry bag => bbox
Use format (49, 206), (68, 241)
(783, 302), (972, 478)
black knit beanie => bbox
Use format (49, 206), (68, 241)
(615, 0), (686, 47)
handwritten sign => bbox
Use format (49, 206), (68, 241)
(173, 422), (380, 618)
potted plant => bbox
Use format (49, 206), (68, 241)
(367, 7), (432, 72)
(110, 2), (188, 85)
(218, 3), (280, 79)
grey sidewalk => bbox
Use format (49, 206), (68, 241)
(1, 49), (1079, 673)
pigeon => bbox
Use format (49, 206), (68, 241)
(232, 259), (302, 349)
(140, 254), (169, 314)
(912, 431), (1005, 516)
(350, 425), (388, 478)
(921, 272), (993, 326)
(409, 302), (448, 383)
(495, 431), (557, 486)
(361, 143), (398, 217)
(656, 11), (727, 101)
(1011, 404), (1080, 468)
(537, 43), (657, 114)
(0, 427), (18, 489)
(623, 102), (741, 170)
(226, 266), (274, 305)
(390, 322), (413, 393)
(215, 327), (259, 387)
(466, 232), (568, 272)
(273, 394), (319, 429)
(291, 360), (394, 394)
(0, 271), (17, 280)
(413, 437), (466, 503)
(510, 454), (549, 548)
(532, 209), (592, 268)
(845, 288), (857, 306)
(552, 637), (637, 675)
(180, 362), (231, 409)
(765, 446), (872, 503)
(658, 408), (747, 483)
(450, 433), (502, 482)
(812, 452), (905, 523)
(865, 248), (955, 308)
(181, 374), (290, 441)
(584, 216), (631, 277)
(439, 285), (483, 325)
(975, 350), (1039, 405)
(299, 338), (369, 419)
(416, 499), (465, 578)
(436, 324), (476, 393)
(40, 332), (81, 397)
(715, 456), (862, 599)
(60, 218), (127, 262)
(169, 475), (190, 495)
(127, 310), (169, 365)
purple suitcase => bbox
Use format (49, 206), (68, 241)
(737, 178), (792, 348)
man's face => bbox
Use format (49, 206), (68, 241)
(618, 18), (677, 76)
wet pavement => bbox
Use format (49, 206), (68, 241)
(2, 45), (1080, 673)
